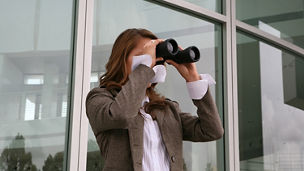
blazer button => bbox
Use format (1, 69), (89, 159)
(171, 156), (176, 162)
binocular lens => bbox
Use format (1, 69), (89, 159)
(167, 43), (173, 53)
(156, 39), (178, 58)
(189, 46), (200, 62)
(156, 38), (200, 64)
(189, 50), (195, 59)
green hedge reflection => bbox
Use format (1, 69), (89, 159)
(86, 139), (104, 171)
(42, 152), (64, 171)
(0, 134), (37, 171)
(0, 134), (192, 171)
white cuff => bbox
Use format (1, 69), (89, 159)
(186, 74), (216, 100)
(151, 65), (166, 83)
(131, 54), (152, 71)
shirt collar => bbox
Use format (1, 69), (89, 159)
(141, 96), (149, 107)
(140, 96), (153, 120)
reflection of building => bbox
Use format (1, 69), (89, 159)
(0, 0), (303, 171)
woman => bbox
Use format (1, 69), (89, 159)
(86, 28), (224, 171)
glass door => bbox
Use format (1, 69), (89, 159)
(0, 0), (75, 170)
(86, 0), (224, 170)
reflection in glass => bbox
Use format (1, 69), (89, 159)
(237, 31), (304, 171)
(42, 151), (64, 171)
(283, 54), (304, 110)
(236, 0), (304, 49)
(0, 134), (37, 171)
(0, 0), (74, 170)
(87, 0), (224, 170)
(87, 139), (104, 171)
(24, 75), (44, 85)
(182, 0), (222, 13)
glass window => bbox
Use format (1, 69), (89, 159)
(24, 75), (44, 85)
(237, 31), (304, 171)
(0, 0), (74, 170)
(236, 0), (304, 49)
(87, 0), (224, 170)
(182, 0), (221, 13)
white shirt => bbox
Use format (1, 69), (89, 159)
(140, 96), (170, 171)
(132, 54), (216, 171)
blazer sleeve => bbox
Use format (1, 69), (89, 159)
(176, 89), (224, 142)
(85, 64), (155, 134)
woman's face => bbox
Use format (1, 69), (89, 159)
(126, 37), (152, 75)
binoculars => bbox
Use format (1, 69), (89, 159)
(156, 39), (200, 64)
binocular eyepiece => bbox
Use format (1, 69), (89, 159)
(156, 39), (200, 64)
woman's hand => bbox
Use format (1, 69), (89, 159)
(166, 47), (200, 82)
(143, 39), (164, 68)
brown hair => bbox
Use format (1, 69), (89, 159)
(99, 28), (167, 119)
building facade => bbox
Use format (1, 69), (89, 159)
(0, 0), (303, 170)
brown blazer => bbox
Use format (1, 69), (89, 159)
(86, 64), (224, 171)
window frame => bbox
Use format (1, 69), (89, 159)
(68, 0), (304, 170)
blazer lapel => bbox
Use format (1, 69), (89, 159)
(128, 114), (144, 170)
(153, 108), (172, 153)
(153, 107), (180, 157)
(152, 108), (165, 128)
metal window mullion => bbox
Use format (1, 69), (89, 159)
(230, 0), (240, 170)
(223, 0), (239, 170)
(78, 0), (94, 170)
(67, 0), (88, 170)
(223, 0), (233, 170)
(236, 20), (304, 57)
(150, 0), (227, 23)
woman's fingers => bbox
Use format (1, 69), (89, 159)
(166, 59), (179, 68)
(142, 39), (165, 67)
(166, 60), (200, 82)
(178, 45), (184, 51)
(155, 38), (164, 44)
(166, 60), (188, 79)
(144, 39), (163, 47)
(156, 57), (164, 62)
